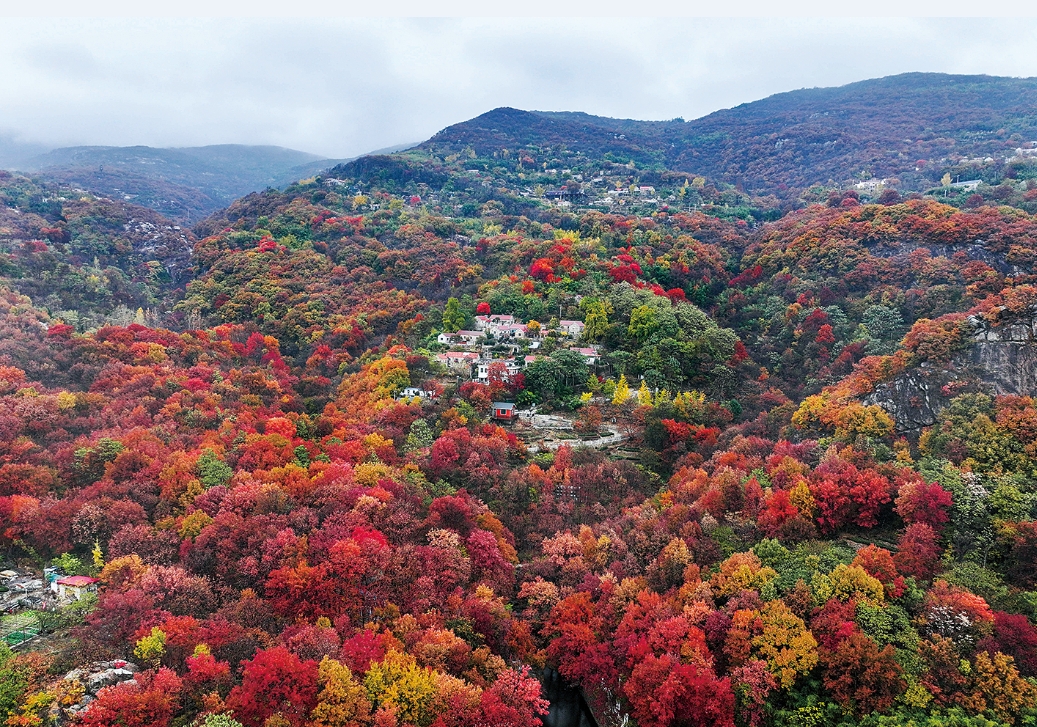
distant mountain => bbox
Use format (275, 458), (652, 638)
(8, 144), (346, 223)
(7, 142), (423, 224)
(0, 168), (196, 329)
(421, 73), (1037, 196)
(0, 135), (52, 170)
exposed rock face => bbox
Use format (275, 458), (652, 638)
(50, 660), (140, 724)
(866, 363), (970, 432)
(969, 314), (1037, 393)
(866, 310), (1037, 432)
(122, 217), (195, 283)
(865, 239), (1023, 275)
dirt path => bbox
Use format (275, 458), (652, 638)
(527, 426), (625, 453)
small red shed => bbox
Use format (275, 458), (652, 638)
(492, 402), (516, 422)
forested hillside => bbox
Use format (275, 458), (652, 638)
(425, 73), (1037, 199)
(2, 74), (1037, 727)
(0, 170), (193, 330)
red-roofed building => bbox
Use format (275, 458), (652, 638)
(574, 347), (600, 365)
(434, 352), (480, 374)
(475, 314), (515, 332)
(54, 575), (99, 600)
(558, 320), (585, 337)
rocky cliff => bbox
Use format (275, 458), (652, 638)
(866, 309), (1037, 432)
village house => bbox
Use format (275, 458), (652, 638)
(474, 314), (515, 332)
(53, 575), (99, 601)
(544, 186), (585, 203)
(397, 387), (437, 402)
(574, 347), (600, 365)
(495, 323), (528, 339)
(558, 320), (585, 337)
(456, 330), (483, 345)
(854, 178), (887, 193)
(434, 351), (480, 374)
(477, 358), (520, 380)
(436, 332), (458, 345)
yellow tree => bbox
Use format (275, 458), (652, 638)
(612, 374), (631, 405)
(364, 651), (440, 726)
(812, 564), (885, 605)
(788, 480), (816, 519)
(637, 381), (653, 407)
(92, 539), (104, 570)
(311, 657), (372, 727)
(134, 627), (166, 667)
(962, 651), (1037, 724)
(580, 299), (610, 342)
(751, 601), (819, 689)
(710, 552), (778, 597)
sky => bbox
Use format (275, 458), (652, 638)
(2, 17), (1037, 160)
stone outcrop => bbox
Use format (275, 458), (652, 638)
(866, 309), (1037, 432)
(865, 239), (1023, 275)
(49, 660), (140, 724)
(968, 313), (1037, 394)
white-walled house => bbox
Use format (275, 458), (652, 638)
(477, 358), (520, 380)
(53, 575), (99, 601)
(558, 320), (585, 337)
(495, 323), (528, 339)
(435, 352), (480, 373)
(474, 314), (516, 332)
(397, 387), (437, 401)
(456, 330), (483, 345)
(574, 347), (600, 365)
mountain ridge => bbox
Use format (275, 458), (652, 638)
(421, 72), (1037, 195)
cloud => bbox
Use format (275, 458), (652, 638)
(0, 18), (1036, 157)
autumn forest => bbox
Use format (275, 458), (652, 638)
(3, 72), (1037, 727)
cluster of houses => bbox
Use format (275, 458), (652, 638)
(598, 186), (660, 208)
(544, 187), (586, 203)
(437, 314), (586, 346)
(854, 178), (888, 193)
(434, 313), (600, 383)
(1, 567), (99, 615)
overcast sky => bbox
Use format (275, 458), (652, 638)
(1, 18), (1037, 159)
